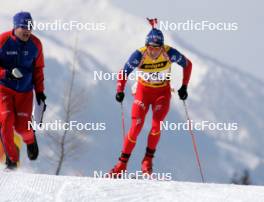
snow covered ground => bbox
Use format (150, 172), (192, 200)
(0, 171), (264, 202)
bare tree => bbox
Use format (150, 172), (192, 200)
(45, 35), (87, 175)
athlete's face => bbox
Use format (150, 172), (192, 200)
(147, 45), (162, 59)
(14, 27), (32, 42)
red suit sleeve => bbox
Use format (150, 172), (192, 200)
(31, 35), (45, 93)
(182, 58), (192, 86)
(116, 50), (143, 93)
(117, 69), (128, 93)
(0, 32), (10, 79)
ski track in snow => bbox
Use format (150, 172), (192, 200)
(0, 171), (264, 202)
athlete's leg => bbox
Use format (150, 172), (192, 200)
(14, 91), (34, 145)
(0, 87), (18, 162)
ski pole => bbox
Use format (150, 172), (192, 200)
(120, 102), (125, 140)
(182, 100), (205, 183)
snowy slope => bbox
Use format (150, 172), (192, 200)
(0, 171), (264, 202)
(0, 0), (263, 184)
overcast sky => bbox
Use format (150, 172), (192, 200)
(112, 0), (263, 80)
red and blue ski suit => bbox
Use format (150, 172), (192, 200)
(117, 45), (192, 155)
(0, 30), (44, 162)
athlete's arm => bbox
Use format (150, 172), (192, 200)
(0, 33), (9, 79)
(117, 50), (143, 92)
(32, 37), (45, 93)
(167, 47), (192, 86)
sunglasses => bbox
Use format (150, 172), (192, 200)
(147, 45), (162, 50)
(17, 24), (33, 31)
(147, 45), (162, 51)
(20, 20), (34, 31)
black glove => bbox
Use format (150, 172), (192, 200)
(36, 92), (46, 105)
(116, 92), (125, 103)
(6, 68), (23, 80)
(178, 85), (188, 100)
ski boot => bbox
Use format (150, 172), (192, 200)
(5, 144), (20, 170)
(27, 134), (39, 160)
(109, 153), (130, 178)
(5, 156), (18, 170)
(141, 147), (155, 175)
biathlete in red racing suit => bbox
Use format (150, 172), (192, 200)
(110, 19), (192, 176)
